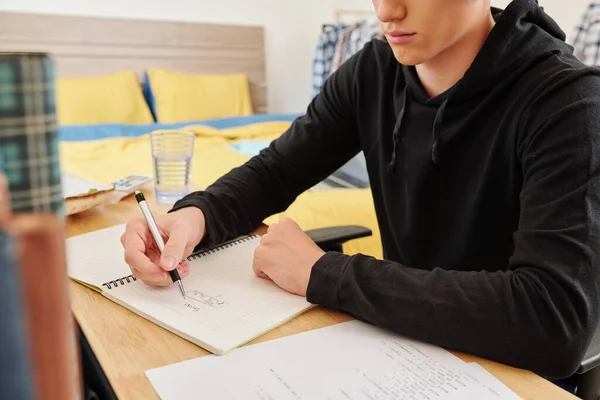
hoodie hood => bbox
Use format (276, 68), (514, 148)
(387, 0), (570, 172)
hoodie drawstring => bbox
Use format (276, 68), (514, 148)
(387, 91), (449, 174)
(431, 98), (449, 164)
(386, 89), (408, 174)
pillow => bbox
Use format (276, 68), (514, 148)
(56, 71), (154, 125)
(142, 71), (157, 121)
(145, 69), (253, 123)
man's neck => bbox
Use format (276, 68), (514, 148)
(416, 14), (496, 98)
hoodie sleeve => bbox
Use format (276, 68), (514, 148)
(307, 73), (600, 379)
(170, 53), (362, 248)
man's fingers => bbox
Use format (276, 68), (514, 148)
(183, 243), (198, 260)
(267, 223), (277, 234)
(123, 221), (170, 282)
(123, 222), (150, 269)
(122, 217), (195, 288)
(160, 224), (188, 271)
(130, 266), (142, 279)
(124, 248), (169, 281)
(252, 250), (272, 281)
(253, 261), (270, 280)
(130, 260), (189, 286)
(252, 243), (270, 279)
(177, 262), (191, 278)
(141, 276), (172, 287)
(256, 270), (271, 280)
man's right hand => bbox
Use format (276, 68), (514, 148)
(121, 207), (206, 287)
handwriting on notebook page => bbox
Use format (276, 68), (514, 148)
(185, 290), (229, 309)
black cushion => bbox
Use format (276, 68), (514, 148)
(305, 225), (372, 250)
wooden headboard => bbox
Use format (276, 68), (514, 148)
(0, 12), (268, 113)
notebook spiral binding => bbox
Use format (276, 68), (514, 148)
(187, 235), (258, 261)
(102, 275), (137, 290)
(101, 235), (259, 290)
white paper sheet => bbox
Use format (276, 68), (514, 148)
(145, 320), (522, 400)
(467, 363), (522, 399)
(61, 172), (113, 198)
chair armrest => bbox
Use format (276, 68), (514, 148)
(578, 325), (600, 374)
(305, 225), (372, 253)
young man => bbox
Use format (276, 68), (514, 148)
(122, 0), (600, 379)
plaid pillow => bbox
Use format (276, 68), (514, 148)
(0, 53), (63, 215)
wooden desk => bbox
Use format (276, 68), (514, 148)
(67, 187), (577, 400)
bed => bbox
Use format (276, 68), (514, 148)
(0, 11), (382, 258)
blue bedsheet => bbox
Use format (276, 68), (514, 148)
(58, 113), (301, 142)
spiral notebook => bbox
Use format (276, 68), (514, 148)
(65, 224), (314, 355)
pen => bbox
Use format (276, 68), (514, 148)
(134, 190), (186, 299)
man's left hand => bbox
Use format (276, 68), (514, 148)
(253, 217), (325, 297)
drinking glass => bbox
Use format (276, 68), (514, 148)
(151, 130), (195, 204)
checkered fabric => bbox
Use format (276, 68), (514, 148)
(0, 53), (63, 214)
(330, 22), (383, 75)
(313, 24), (347, 98)
(312, 23), (383, 98)
(572, 2), (600, 66)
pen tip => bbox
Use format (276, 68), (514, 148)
(176, 281), (186, 299)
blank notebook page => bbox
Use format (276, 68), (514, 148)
(66, 224), (313, 355)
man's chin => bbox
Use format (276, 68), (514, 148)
(389, 46), (428, 67)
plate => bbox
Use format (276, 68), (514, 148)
(62, 173), (116, 216)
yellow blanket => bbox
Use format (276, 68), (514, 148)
(60, 122), (382, 258)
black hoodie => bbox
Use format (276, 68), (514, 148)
(172, 0), (600, 378)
